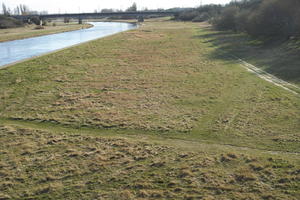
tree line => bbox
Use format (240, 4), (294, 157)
(0, 2), (139, 16)
(0, 2), (48, 28)
(1, 2), (47, 16)
(176, 0), (300, 40)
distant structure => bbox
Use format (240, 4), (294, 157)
(12, 11), (178, 24)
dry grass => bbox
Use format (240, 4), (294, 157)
(0, 20), (299, 152)
(0, 124), (299, 199)
(0, 19), (299, 199)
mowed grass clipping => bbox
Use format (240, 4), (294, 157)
(0, 20), (299, 199)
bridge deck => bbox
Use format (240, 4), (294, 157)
(13, 11), (178, 20)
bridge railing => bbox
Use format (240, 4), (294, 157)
(12, 11), (178, 20)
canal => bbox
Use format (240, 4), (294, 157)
(0, 22), (136, 67)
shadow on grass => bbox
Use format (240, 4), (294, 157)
(195, 27), (300, 86)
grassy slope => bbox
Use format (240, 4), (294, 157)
(0, 23), (92, 42)
(198, 26), (300, 87)
(0, 19), (299, 199)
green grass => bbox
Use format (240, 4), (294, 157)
(0, 20), (299, 199)
(197, 27), (300, 87)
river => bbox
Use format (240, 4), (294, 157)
(0, 22), (136, 67)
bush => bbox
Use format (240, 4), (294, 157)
(210, 0), (300, 39)
(64, 17), (70, 23)
(0, 15), (23, 29)
(246, 0), (300, 38)
(235, 9), (251, 32)
(197, 4), (222, 18)
(29, 16), (41, 25)
(294, 13), (300, 37)
(176, 5), (221, 22)
(212, 6), (239, 31)
(176, 0), (300, 40)
(178, 10), (199, 21)
(192, 12), (210, 22)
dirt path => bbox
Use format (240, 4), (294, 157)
(2, 118), (299, 157)
(233, 56), (300, 95)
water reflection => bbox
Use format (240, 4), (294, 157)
(0, 22), (136, 67)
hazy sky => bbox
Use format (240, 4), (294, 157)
(1, 0), (232, 14)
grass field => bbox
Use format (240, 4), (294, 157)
(0, 22), (92, 42)
(0, 19), (299, 199)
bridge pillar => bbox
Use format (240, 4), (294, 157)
(78, 18), (83, 24)
(138, 16), (144, 22)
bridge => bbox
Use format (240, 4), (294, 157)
(12, 11), (178, 24)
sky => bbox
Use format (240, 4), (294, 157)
(1, 0), (232, 14)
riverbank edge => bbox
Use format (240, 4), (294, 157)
(0, 23), (93, 43)
(0, 22), (138, 70)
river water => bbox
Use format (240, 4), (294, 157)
(0, 22), (136, 67)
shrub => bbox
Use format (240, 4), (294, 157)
(0, 15), (23, 29)
(176, 0), (300, 40)
(294, 13), (300, 37)
(192, 12), (210, 22)
(178, 10), (199, 21)
(29, 16), (41, 25)
(212, 6), (239, 31)
(197, 4), (222, 18)
(235, 9), (251, 32)
(64, 17), (70, 23)
(246, 0), (300, 38)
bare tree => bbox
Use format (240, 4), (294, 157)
(2, 3), (11, 16)
(19, 4), (30, 15)
(101, 8), (114, 13)
(126, 3), (137, 12)
(15, 6), (21, 15)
